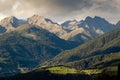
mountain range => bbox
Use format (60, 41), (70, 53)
(61, 16), (118, 43)
(0, 15), (119, 43)
(0, 15), (120, 78)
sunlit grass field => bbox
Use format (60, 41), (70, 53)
(36, 66), (102, 75)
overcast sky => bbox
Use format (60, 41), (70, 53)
(0, 0), (120, 23)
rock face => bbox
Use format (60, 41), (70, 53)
(61, 16), (116, 42)
(0, 16), (27, 33)
(27, 15), (67, 36)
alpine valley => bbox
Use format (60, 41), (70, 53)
(0, 15), (120, 80)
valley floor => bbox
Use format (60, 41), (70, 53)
(0, 66), (119, 80)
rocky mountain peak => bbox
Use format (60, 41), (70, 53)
(94, 16), (103, 19)
(0, 16), (18, 24)
(85, 16), (93, 21)
(60, 16), (116, 42)
(85, 16), (106, 22)
(30, 14), (45, 21)
(27, 14), (66, 36)
(61, 20), (78, 27)
(27, 14), (55, 25)
(0, 16), (27, 32)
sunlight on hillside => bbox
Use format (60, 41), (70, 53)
(44, 66), (102, 75)
(47, 66), (77, 74)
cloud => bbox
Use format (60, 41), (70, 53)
(0, 0), (120, 23)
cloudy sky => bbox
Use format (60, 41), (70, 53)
(0, 0), (120, 23)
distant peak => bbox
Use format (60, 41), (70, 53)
(6, 16), (17, 20)
(94, 16), (108, 23)
(85, 16), (93, 20)
(5, 16), (17, 19)
(94, 16), (101, 18)
(33, 14), (39, 17)
(94, 16), (104, 20)
(9, 16), (16, 18)
(69, 20), (78, 23)
(30, 14), (45, 19)
(0, 16), (18, 23)
(85, 16), (106, 21)
(61, 20), (79, 26)
(8, 16), (18, 21)
(28, 14), (57, 25)
(63, 20), (78, 24)
(33, 14), (41, 17)
(0, 16), (27, 28)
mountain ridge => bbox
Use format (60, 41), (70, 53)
(0, 16), (27, 33)
(0, 24), (78, 77)
(27, 15), (67, 36)
(61, 16), (117, 42)
(42, 27), (120, 69)
(0, 15), (119, 44)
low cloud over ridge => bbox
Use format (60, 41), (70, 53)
(0, 0), (120, 23)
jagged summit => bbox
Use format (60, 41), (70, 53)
(0, 16), (27, 33)
(94, 16), (103, 19)
(85, 16), (105, 22)
(0, 16), (18, 25)
(61, 16), (116, 42)
(5, 16), (17, 21)
(61, 20), (78, 26)
(85, 16), (104, 20)
(0, 15), (119, 42)
(32, 14), (44, 18)
(28, 14), (45, 22)
(27, 14), (67, 36)
(27, 14), (56, 25)
(61, 20), (80, 32)
(85, 16), (93, 21)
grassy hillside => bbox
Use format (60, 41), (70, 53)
(34, 66), (102, 75)
(42, 27), (120, 69)
(66, 52), (120, 69)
